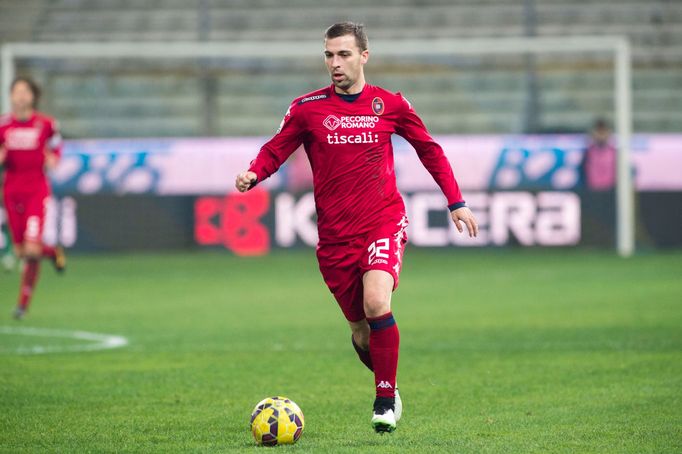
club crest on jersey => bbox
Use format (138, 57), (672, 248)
(372, 97), (385, 116)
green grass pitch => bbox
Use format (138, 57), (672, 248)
(1, 249), (681, 453)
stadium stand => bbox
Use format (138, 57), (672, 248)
(0, 0), (680, 137)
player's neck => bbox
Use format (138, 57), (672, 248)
(334, 78), (366, 95)
(12, 108), (34, 122)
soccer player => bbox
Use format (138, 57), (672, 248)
(0, 76), (66, 320)
(235, 22), (478, 433)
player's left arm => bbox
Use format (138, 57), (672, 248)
(44, 119), (63, 171)
(395, 95), (478, 237)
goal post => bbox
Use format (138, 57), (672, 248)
(0, 36), (634, 257)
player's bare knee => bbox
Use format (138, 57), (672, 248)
(24, 250), (40, 260)
(363, 293), (390, 318)
(23, 243), (41, 259)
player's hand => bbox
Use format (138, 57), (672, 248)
(0, 146), (6, 165)
(235, 171), (257, 193)
(44, 151), (59, 170)
(450, 206), (478, 238)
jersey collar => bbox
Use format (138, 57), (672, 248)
(330, 83), (370, 103)
(11, 111), (36, 124)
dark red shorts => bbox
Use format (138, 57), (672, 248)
(3, 190), (48, 245)
(316, 215), (409, 323)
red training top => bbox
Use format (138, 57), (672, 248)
(0, 111), (62, 195)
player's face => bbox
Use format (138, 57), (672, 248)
(10, 81), (35, 113)
(324, 35), (368, 93)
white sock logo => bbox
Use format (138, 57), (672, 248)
(377, 381), (393, 389)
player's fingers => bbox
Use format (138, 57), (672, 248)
(237, 174), (250, 189)
(472, 217), (479, 237)
(465, 218), (475, 238)
(235, 176), (248, 192)
(453, 216), (463, 233)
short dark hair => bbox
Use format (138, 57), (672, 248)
(11, 76), (41, 108)
(324, 22), (368, 52)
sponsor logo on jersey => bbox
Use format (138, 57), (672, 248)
(326, 132), (379, 145)
(298, 94), (328, 104)
(323, 114), (379, 131)
(323, 115), (341, 131)
(5, 127), (40, 150)
(372, 97), (385, 115)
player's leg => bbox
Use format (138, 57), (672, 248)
(362, 215), (408, 432)
(41, 243), (66, 273)
(363, 270), (401, 432)
(3, 195), (30, 319)
(349, 319), (372, 371)
(13, 197), (46, 319)
(316, 243), (377, 371)
(14, 225), (43, 319)
(318, 239), (402, 432)
(36, 196), (66, 272)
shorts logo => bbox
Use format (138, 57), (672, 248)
(323, 115), (342, 131)
(372, 97), (385, 116)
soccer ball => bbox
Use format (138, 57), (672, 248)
(250, 396), (305, 446)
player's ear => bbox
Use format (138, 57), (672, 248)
(360, 49), (369, 64)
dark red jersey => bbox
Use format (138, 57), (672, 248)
(0, 111), (62, 194)
(248, 84), (464, 244)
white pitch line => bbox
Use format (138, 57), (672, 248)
(0, 325), (129, 355)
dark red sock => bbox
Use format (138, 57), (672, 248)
(18, 259), (41, 310)
(367, 312), (400, 399)
(42, 246), (56, 260)
(352, 335), (374, 371)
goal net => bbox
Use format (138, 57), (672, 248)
(0, 37), (634, 255)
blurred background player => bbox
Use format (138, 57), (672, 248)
(236, 22), (478, 433)
(0, 76), (66, 320)
(583, 118), (616, 191)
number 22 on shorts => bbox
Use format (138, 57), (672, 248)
(368, 238), (390, 265)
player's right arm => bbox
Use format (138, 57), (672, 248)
(235, 101), (305, 193)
